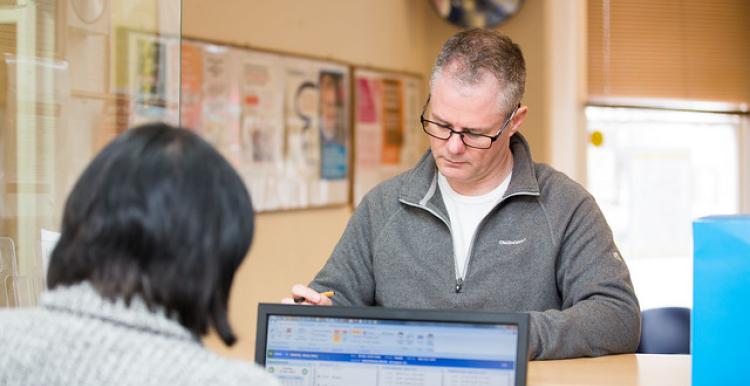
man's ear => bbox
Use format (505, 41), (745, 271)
(507, 105), (528, 137)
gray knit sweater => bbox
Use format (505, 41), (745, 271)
(0, 282), (279, 386)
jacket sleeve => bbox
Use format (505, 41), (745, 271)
(529, 195), (641, 360)
(308, 198), (377, 306)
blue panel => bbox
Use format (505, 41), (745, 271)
(693, 215), (750, 386)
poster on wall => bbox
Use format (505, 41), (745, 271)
(284, 57), (321, 185)
(380, 78), (404, 164)
(353, 69), (425, 205)
(314, 65), (350, 204)
(200, 43), (237, 151)
(179, 40), (204, 131)
(279, 58), (350, 210)
(127, 32), (169, 125)
(235, 49), (286, 211)
(318, 69), (349, 181)
(118, 30), (181, 129)
(117, 29), (351, 212)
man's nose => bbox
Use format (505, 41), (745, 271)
(445, 131), (466, 154)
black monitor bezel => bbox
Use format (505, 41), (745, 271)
(255, 303), (529, 386)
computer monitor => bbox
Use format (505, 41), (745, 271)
(256, 304), (529, 386)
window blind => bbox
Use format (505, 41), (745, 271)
(588, 0), (750, 106)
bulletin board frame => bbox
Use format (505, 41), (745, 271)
(114, 28), (354, 212)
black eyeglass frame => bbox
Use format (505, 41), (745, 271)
(419, 94), (520, 150)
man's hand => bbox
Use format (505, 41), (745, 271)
(281, 284), (333, 306)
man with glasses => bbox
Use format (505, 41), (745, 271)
(285, 29), (640, 360)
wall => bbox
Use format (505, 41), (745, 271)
(544, 0), (587, 182)
(182, 0), (552, 360)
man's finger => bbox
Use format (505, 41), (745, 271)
(291, 284), (321, 303)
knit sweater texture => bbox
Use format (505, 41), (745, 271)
(0, 282), (279, 386)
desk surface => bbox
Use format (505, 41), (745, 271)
(528, 354), (690, 386)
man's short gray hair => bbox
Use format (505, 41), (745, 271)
(431, 29), (526, 113)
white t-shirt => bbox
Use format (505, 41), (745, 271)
(437, 172), (511, 279)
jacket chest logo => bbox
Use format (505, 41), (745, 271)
(498, 238), (526, 245)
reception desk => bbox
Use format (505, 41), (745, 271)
(529, 354), (690, 386)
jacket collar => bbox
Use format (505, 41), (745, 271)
(399, 132), (541, 209)
(40, 281), (197, 343)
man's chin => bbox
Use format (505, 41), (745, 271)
(438, 158), (466, 169)
(437, 164), (468, 180)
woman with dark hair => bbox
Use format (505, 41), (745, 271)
(0, 123), (279, 385)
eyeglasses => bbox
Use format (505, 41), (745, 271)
(420, 95), (519, 150)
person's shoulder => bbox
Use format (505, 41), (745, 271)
(533, 162), (591, 198)
(0, 307), (48, 336)
(354, 174), (409, 225)
(0, 307), (53, 370)
(361, 152), (434, 205)
(358, 166), (419, 212)
(532, 162), (597, 215)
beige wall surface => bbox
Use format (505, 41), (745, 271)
(182, 0), (552, 360)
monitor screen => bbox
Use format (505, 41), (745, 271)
(259, 309), (523, 386)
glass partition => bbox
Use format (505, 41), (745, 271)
(0, 0), (181, 307)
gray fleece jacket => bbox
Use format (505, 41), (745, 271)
(311, 133), (640, 360)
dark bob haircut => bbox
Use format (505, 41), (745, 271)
(47, 122), (253, 346)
